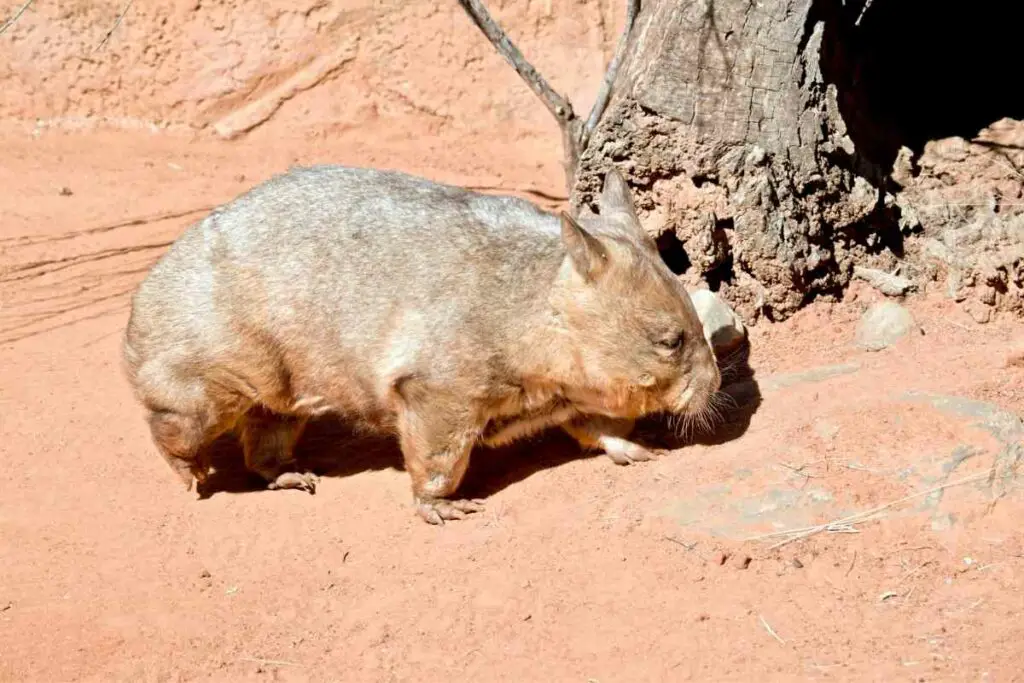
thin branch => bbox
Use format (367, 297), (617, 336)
(758, 615), (786, 645)
(93, 0), (133, 52)
(746, 470), (992, 549)
(456, 0), (575, 124)
(582, 0), (640, 148)
(0, 0), (33, 36)
(456, 0), (642, 193)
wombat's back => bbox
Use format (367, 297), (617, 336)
(124, 166), (566, 415)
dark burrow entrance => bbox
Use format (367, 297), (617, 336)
(820, 0), (1023, 177)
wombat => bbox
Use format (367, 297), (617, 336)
(123, 165), (721, 524)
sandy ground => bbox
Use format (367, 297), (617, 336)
(1, 127), (1023, 682)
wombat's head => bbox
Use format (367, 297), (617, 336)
(552, 169), (721, 422)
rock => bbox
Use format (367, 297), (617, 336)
(891, 145), (915, 188)
(688, 289), (747, 357)
(965, 300), (992, 324)
(855, 302), (918, 351)
(852, 266), (917, 297)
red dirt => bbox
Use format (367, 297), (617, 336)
(2, 2), (1024, 681)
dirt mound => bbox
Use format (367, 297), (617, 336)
(900, 120), (1024, 321)
(0, 0), (617, 142)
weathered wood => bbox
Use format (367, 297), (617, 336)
(574, 0), (883, 321)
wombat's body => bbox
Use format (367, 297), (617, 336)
(124, 165), (720, 523)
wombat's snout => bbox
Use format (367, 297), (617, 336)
(670, 343), (722, 417)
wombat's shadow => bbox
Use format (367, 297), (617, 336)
(197, 344), (761, 500)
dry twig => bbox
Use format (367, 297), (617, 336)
(456, 0), (640, 192)
(239, 657), (304, 668)
(0, 0), (32, 36)
(747, 471), (992, 549)
(582, 0), (640, 149)
(759, 615), (785, 645)
(93, 0), (134, 52)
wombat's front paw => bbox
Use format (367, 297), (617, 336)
(267, 471), (319, 494)
(600, 437), (658, 466)
(415, 497), (486, 525)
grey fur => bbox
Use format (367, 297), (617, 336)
(123, 165), (720, 524)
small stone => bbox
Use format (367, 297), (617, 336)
(891, 146), (915, 187)
(852, 266), (916, 297)
(965, 301), (991, 324)
(945, 269), (967, 301)
(791, 558), (804, 569)
(58, 186), (73, 196)
(689, 289), (747, 358)
(855, 301), (918, 351)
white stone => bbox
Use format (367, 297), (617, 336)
(855, 301), (918, 351)
(689, 289), (747, 357)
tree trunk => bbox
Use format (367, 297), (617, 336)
(572, 0), (1023, 322)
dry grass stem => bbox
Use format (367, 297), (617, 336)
(746, 470), (992, 549)
(759, 615), (785, 645)
(94, 0), (134, 52)
(0, 0), (33, 36)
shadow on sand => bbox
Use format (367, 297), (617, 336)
(196, 343), (762, 501)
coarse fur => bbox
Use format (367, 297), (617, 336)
(122, 165), (721, 523)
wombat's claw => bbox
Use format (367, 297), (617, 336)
(416, 498), (486, 525)
(601, 438), (658, 466)
(268, 471), (318, 494)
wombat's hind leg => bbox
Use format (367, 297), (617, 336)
(395, 391), (485, 525)
(239, 407), (317, 494)
(563, 417), (657, 466)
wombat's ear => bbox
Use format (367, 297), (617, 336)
(560, 211), (608, 282)
(599, 168), (654, 248)
(576, 204), (598, 222)
(600, 168), (639, 224)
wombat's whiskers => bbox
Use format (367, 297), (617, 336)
(676, 390), (729, 439)
(716, 346), (749, 381)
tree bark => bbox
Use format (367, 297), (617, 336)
(461, 0), (1023, 322)
(573, 0), (885, 321)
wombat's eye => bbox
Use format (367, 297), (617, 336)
(655, 332), (685, 352)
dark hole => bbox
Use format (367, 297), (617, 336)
(820, 0), (1023, 175)
(704, 252), (734, 292)
(655, 230), (691, 275)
